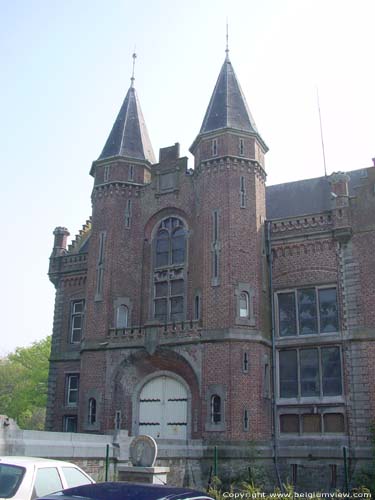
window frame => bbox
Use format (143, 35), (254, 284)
(211, 138), (218, 157)
(66, 374), (79, 407)
(63, 415), (78, 433)
(279, 410), (346, 436)
(88, 398), (97, 425)
(278, 346), (343, 401)
(275, 285), (339, 337)
(70, 299), (85, 344)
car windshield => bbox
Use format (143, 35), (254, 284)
(0, 464), (25, 498)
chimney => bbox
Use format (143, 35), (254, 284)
(52, 227), (70, 256)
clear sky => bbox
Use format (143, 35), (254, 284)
(0, 0), (374, 355)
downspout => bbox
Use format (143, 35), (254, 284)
(266, 220), (283, 490)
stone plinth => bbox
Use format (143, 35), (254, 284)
(118, 465), (170, 484)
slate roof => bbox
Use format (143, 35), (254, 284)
(266, 168), (368, 219)
(199, 56), (260, 136)
(98, 85), (155, 164)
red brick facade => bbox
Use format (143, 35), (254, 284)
(46, 56), (375, 488)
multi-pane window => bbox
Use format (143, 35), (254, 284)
(211, 395), (221, 423)
(154, 279), (184, 323)
(70, 300), (84, 343)
(155, 218), (185, 268)
(279, 347), (342, 398)
(280, 413), (345, 434)
(277, 287), (339, 336)
(66, 374), (79, 407)
(154, 218), (186, 323)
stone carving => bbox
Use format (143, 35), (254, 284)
(129, 435), (157, 467)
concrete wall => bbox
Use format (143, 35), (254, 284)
(0, 415), (131, 481)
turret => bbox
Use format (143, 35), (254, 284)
(51, 226), (70, 257)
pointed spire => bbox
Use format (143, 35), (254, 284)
(98, 54), (155, 163)
(225, 19), (229, 60)
(199, 57), (260, 136)
(130, 51), (136, 87)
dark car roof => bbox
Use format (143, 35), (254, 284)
(38, 481), (214, 500)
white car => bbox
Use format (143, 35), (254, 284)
(0, 456), (94, 500)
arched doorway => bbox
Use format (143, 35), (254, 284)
(139, 375), (188, 439)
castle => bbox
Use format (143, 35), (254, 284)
(47, 50), (375, 489)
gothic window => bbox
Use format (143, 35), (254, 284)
(70, 300), (84, 343)
(277, 287), (339, 337)
(279, 346), (342, 398)
(66, 374), (79, 407)
(116, 305), (129, 329)
(239, 292), (249, 318)
(211, 395), (221, 423)
(153, 217), (186, 323)
(212, 138), (218, 157)
(88, 398), (97, 424)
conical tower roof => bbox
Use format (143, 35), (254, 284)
(98, 85), (155, 164)
(201, 56), (259, 134)
(191, 55), (267, 152)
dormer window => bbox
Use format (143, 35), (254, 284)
(212, 138), (218, 157)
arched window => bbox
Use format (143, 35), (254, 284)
(116, 305), (128, 329)
(88, 398), (96, 425)
(239, 292), (249, 318)
(153, 218), (186, 323)
(211, 395), (221, 424)
(155, 218), (186, 268)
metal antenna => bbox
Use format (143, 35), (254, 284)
(225, 19), (229, 59)
(317, 87), (327, 177)
(130, 50), (137, 87)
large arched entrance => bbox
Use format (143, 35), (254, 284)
(139, 375), (188, 439)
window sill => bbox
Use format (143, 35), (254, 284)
(277, 396), (345, 405)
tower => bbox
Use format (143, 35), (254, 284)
(190, 52), (271, 440)
(47, 50), (271, 441)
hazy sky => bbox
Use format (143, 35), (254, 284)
(1, 0), (374, 355)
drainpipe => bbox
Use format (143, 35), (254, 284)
(266, 220), (283, 490)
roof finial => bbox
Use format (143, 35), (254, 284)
(225, 19), (229, 59)
(130, 50), (137, 87)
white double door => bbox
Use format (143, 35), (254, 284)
(139, 376), (188, 439)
